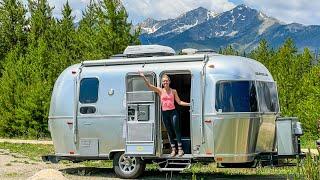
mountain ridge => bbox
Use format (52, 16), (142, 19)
(136, 4), (320, 52)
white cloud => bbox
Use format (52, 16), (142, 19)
(122, 0), (236, 24)
(46, 0), (235, 24)
(47, 0), (87, 21)
(244, 0), (320, 25)
(22, 0), (87, 22)
(23, 0), (320, 25)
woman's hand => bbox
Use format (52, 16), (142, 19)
(173, 89), (190, 107)
(138, 71), (161, 94)
(139, 71), (145, 77)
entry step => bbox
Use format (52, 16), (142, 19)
(158, 159), (192, 172)
(160, 154), (193, 159)
(159, 168), (187, 172)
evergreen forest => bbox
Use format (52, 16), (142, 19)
(0, 0), (319, 140)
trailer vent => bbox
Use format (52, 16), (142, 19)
(123, 45), (175, 58)
(181, 48), (217, 55)
(127, 91), (154, 102)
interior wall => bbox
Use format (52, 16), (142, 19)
(167, 74), (191, 138)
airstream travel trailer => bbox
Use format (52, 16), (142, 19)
(44, 45), (303, 178)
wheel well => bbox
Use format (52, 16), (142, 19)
(109, 151), (124, 160)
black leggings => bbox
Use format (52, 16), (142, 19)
(162, 109), (181, 147)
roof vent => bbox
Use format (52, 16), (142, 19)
(123, 45), (175, 58)
(181, 48), (198, 55)
(110, 54), (126, 59)
(181, 48), (217, 55)
(196, 49), (217, 54)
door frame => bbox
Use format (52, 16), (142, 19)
(158, 70), (192, 155)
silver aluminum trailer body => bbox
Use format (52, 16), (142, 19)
(47, 49), (303, 178)
(49, 53), (278, 162)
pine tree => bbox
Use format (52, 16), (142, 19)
(0, 0), (143, 137)
(77, 0), (103, 60)
(0, 0), (28, 69)
(49, 1), (79, 84)
(0, 0), (28, 136)
(221, 45), (238, 55)
(77, 0), (140, 60)
(97, 0), (140, 55)
(250, 39), (270, 65)
(295, 49), (318, 136)
(1, 0), (58, 137)
(0, 46), (23, 136)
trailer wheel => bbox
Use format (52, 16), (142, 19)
(113, 152), (145, 179)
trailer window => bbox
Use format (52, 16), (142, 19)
(79, 78), (99, 103)
(257, 82), (279, 112)
(215, 81), (258, 112)
(127, 75), (153, 92)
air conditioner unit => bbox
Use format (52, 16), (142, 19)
(123, 45), (175, 58)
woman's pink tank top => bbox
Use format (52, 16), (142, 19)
(161, 89), (175, 111)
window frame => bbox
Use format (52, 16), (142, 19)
(126, 73), (155, 92)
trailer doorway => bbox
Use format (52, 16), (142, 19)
(160, 72), (191, 155)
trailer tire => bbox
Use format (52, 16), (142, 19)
(113, 152), (145, 179)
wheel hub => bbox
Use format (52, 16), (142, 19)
(124, 158), (132, 166)
(119, 155), (136, 173)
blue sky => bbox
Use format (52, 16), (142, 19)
(229, 0), (243, 4)
(42, 0), (320, 25)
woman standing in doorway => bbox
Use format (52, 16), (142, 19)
(139, 72), (190, 157)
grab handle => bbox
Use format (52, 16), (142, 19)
(190, 99), (194, 112)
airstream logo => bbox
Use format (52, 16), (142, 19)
(136, 146), (144, 151)
(255, 72), (268, 76)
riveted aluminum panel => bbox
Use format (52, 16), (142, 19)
(213, 114), (260, 163)
(78, 138), (99, 156)
(127, 123), (153, 142)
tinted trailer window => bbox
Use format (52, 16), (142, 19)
(256, 81), (279, 112)
(79, 78), (99, 104)
(215, 81), (258, 112)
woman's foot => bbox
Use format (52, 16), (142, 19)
(170, 147), (176, 157)
(178, 146), (184, 157)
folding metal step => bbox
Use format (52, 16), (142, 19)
(158, 159), (192, 172)
(158, 167), (187, 172)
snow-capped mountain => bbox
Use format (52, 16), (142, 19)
(136, 4), (320, 51)
(139, 18), (173, 34)
(138, 7), (217, 42)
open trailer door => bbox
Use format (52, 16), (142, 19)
(125, 72), (157, 156)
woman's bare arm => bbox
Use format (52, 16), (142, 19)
(173, 89), (190, 106)
(139, 72), (162, 94)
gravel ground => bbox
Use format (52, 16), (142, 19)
(0, 148), (120, 180)
(0, 139), (53, 145)
(0, 139), (317, 179)
(0, 148), (74, 179)
(0, 147), (287, 180)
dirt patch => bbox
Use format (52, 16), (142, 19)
(0, 149), (80, 180)
(0, 139), (52, 145)
(27, 169), (67, 180)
